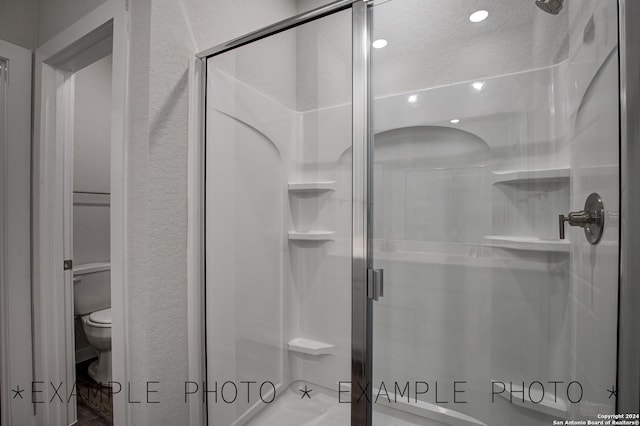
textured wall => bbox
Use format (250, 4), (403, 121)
(125, 0), (298, 423)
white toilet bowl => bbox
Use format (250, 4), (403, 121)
(80, 307), (112, 385)
(74, 262), (112, 386)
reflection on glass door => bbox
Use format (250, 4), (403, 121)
(370, 1), (620, 425)
(204, 8), (353, 425)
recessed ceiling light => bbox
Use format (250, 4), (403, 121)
(469, 10), (489, 23)
(372, 39), (388, 49)
(450, 119), (460, 124)
(472, 81), (485, 91)
(407, 94), (418, 103)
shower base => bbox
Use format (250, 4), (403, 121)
(246, 381), (444, 426)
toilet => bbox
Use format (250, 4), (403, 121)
(73, 262), (112, 385)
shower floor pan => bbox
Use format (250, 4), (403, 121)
(245, 381), (476, 426)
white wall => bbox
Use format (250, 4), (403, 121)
(36, 0), (107, 46)
(0, 0), (37, 49)
(73, 55), (112, 266)
(73, 196), (110, 265)
(74, 54), (112, 194)
(1, 0), (110, 50)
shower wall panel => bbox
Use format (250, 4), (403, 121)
(206, 68), (292, 424)
(204, 8), (353, 424)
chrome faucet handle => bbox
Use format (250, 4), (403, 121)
(559, 211), (594, 239)
(559, 193), (604, 244)
(559, 214), (567, 240)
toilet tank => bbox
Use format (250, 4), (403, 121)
(73, 262), (110, 316)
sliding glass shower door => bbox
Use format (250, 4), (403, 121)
(204, 7), (355, 425)
(370, 1), (620, 425)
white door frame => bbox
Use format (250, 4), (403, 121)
(32, 1), (129, 425)
(0, 38), (35, 426)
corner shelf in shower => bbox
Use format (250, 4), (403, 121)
(288, 231), (335, 241)
(288, 181), (336, 193)
(288, 338), (334, 355)
(484, 235), (570, 252)
(492, 167), (570, 184)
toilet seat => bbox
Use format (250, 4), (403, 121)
(85, 308), (112, 328)
(80, 308), (112, 385)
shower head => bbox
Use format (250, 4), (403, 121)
(535, 0), (564, 15)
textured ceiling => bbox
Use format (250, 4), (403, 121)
(209, 0), (592, 112)
(295, 0), (572, 110)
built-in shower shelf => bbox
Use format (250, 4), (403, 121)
(288, 338), (334, 355)
(288, 231), (335, 241)
(484, 235), (570, 252)
(288, 181), (336, 192)
(493, 167), (570, 184)
(494, 381), (569, 418)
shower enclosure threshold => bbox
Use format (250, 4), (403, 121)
(246, 381), (484, 426)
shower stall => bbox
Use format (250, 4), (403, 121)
(197, 0), (637, 424)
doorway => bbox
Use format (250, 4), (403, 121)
(71, 53), (114, 425)
(32, 4), (129, 424)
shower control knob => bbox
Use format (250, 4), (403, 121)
(559, 193), (605, 244)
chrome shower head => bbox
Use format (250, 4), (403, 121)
(535, 0), (564, 15)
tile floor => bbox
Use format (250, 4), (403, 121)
(75, 359), (113, 425)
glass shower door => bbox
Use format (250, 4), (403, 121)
(370, 1), (620, 425)
(204, 8), (354, 425)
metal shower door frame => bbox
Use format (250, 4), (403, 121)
(617, 0), (640, 415)
(351, 1), (374, 424)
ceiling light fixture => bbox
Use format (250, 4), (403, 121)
(472, 81), (485, 91)
(407, 94), (418, 104)
(469, 10), (489, 23)
(450, 119), (460, 124)
(372, 39), (388, 49)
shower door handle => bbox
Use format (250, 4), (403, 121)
(559, 192), (604, 244)
(367, 268), (384, 301)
